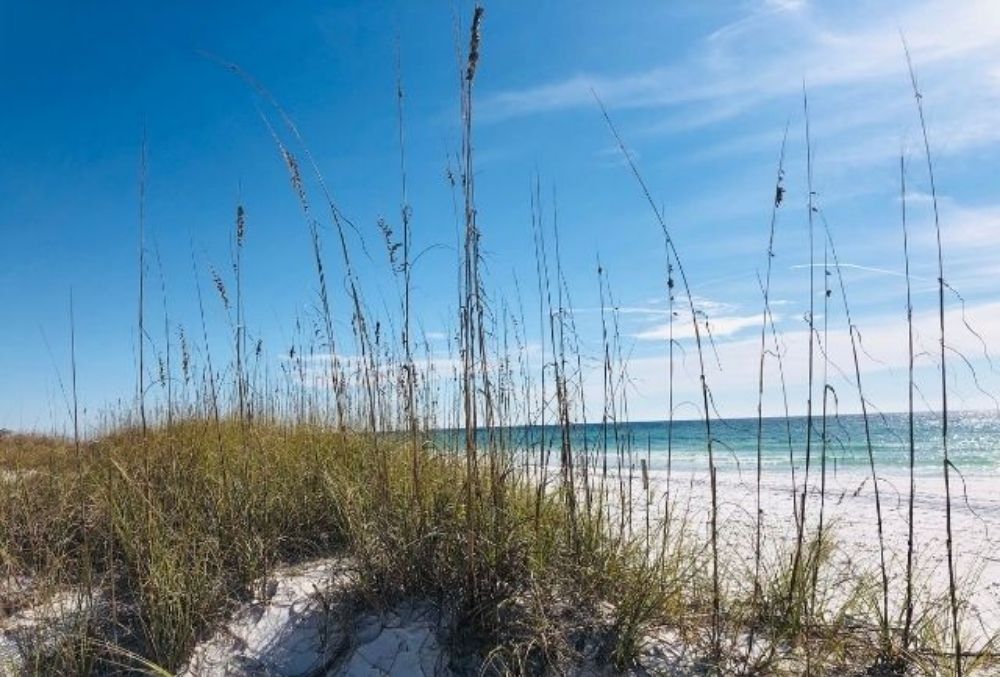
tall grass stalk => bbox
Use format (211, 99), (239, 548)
(70, 290), (80, 458)
(752, 124), (788, 633)
(550, 188), (578, 541)
(153, 242), (173, 428)
(254, 99), (345, 430)
(665, 239), (675, 531)
(531, 178), (550, 525)
(395, 42), (420, 510)
(810, 215), (832, 619)
(559, 250), (591, 519)
(904, 37), (962, 675)
(69, 287), (93, 601)
(598, 257), (613, 530)
(234, 200), (247, 424)
(822, 216), (890, 651)
(190, 247), (223, 445)
(788, 86), (817, 627)
(137, 129), (148, 436)
(597, 95), (722, 666)
(900, 153), (918, 650)
(460, 4), (486, 610)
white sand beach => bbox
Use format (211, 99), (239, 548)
(634, 464), (1000, 648)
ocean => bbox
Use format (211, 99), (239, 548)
(437, 410), (1000, 475)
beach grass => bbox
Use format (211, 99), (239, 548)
(2, 421), (968, 675)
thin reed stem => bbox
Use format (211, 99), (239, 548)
(138, 128), (148, 436)
(752, 123), (788, 635)
(900, 153), (917, 650)
(597, 94), (722, 667)
(823, 215), (891, 650)
(903, 37), (961, 674)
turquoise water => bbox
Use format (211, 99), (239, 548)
(438, 411), (1000, 474)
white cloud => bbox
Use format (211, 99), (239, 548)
(634, 313), (765, 342)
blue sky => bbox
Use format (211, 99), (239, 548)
(2, 0), (999, 431)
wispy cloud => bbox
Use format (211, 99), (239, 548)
(571, 305), (671, 318)
(481, 0), (1000, 156)
(604, 299), (1000, 419)
(634, 313), (765, 342)
(789, 262), (926, 280)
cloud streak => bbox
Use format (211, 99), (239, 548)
(606, 299), (1000, 420)
(482, 0), (1000, 129)
(633, 313), (766, 342)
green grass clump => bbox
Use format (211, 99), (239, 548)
(0, 420), (703, 673)
(1, 421), (350, 669)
